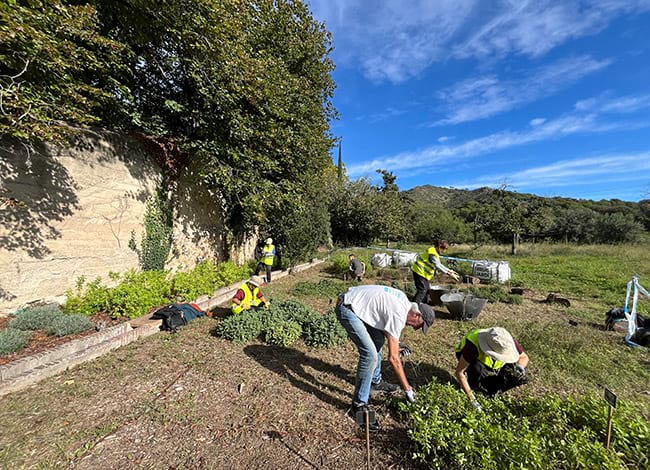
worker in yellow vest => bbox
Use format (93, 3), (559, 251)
(231, 276), (270, 314)
(255, 237), (276, 283)
(411, 240), (460, 304)
(454, 327), (529, 411)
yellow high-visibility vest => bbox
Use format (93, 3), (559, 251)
(411, 246), (439, 280)
(262, 244), (275, 266)
(231, 283), (262, 314)
(455, 329), (506, 370)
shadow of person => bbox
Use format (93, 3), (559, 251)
(244, 344), (354, 411)
(208, 306), (232, 320)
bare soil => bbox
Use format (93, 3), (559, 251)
(0, 263), (622, 469)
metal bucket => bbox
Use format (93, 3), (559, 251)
(440, 292), (487, 321)
(429, 285), (453, 306)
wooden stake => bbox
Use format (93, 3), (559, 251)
(606, 404), (614, 449)
(365, 411), (371, 470)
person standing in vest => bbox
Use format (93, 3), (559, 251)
(335, 284), (435, 432)
(454, 327), (529, 410)
(255, 237), (276, 283)
(231, 276), (270, 314)
(411, 240), (461, 304)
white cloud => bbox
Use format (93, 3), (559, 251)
(430, 56), (612, 125)
(438, 136), (454, 143)
(307, 0), (650, 83)
(347, 103), (650, 177)
(530, 118), (546, 126)
(454, 153), (650, 191)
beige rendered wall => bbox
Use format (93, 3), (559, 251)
(0, 130), (236, 314)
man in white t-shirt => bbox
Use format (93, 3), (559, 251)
(335, 284), (435, 432)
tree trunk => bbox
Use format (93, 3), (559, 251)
(511, 232), (518, 255)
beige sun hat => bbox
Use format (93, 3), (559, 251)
(265, 237), (273, 244)
(248, 276), (264, 287)
(477, 327), (519, 363)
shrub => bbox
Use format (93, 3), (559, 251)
(63, 276), (111, 315)
(302, 309), (348, 348)
(264, 319), (302, 347)
(45, 314), (94, 337)
(172, 260), (220, 301)
(107, 269), (173, 318)
(0, 328), (31, 356)
(10, 305), (63, 331)
(214, 261), (251, 287)
(215, 311), (264, 344)
(400, 381), (649, 469)
(268, 299), (320, 327)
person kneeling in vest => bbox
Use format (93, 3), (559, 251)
(454, 327), (529, 411)
(231, 276), (270, 314)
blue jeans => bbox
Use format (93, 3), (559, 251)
(335, 300), (385, 408)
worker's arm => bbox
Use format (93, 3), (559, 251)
(387, 335), (412, 392)
(259, 294), (270, 307)
(454, 356), (476, 401)
(430, 254), (451, 275)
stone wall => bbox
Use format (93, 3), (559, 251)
(0, 130), (245, 314)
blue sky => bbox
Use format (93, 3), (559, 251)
(306, 0), (650, 202)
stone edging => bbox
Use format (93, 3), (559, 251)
(0, 259), (325, 398)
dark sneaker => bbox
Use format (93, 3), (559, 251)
(371, 380), (400, 394)
(353, 405), (381, 433)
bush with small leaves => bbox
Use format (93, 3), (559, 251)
(264, 319), (302, 347)
(302, 308), (348, 348)
(0, 328), (31, 356)
(400, 381), (649, 470)
(215, 311), (264, 344)
(268, 299), (320, 327)
(9, 305), (63, 331)
(44, 314), (94, 337)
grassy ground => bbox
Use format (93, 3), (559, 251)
(0, 242), (649, 469)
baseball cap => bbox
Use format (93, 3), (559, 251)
(411, 302), (435, 335)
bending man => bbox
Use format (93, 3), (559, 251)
(335, 284), (435, 431)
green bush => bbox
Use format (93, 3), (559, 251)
(401, 382), (649, 469)
(9, 305), (63, 331)
(302, 308), (348, 348)
(172, 260), (219, 301)
(63, 276), (111, 315)
(264, 319), (302, 347)
(215, 311), (264, 344)
(215, 261), (251, 287)
(44, 314), (94, 337)
(0, 328), (31, 356)
(106, 269), (173, 319)
(268, 299), (320, 326)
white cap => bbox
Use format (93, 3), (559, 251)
(265, 238), (273, 244)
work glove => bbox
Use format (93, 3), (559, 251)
(449, 271), (461, 282)
(405, 388), (417, 403)
(471, 400), (482, 412)
(514, 364), (527, 376)
(399, 342), (412, 358)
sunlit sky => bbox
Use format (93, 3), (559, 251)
(306, 0), (650, 201)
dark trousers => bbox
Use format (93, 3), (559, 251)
(412, 271), (430, 304)
(466, 362), (526, 397)
(255, 263), (272, 283)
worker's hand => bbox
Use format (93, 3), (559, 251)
(399, 342), (412, 358)
(265, 302), (270, 309)
(405, 388), (416, 403)
(471, 400), (482, 412)
(449, 271), (461, 282)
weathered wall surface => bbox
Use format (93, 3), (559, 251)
(0, 130), (240, 314)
